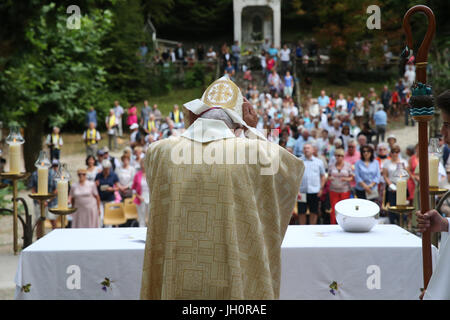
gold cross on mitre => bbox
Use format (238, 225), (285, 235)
(203, 78), (238, 110)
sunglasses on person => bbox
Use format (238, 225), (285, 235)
(78, 173), (86, 177)
(391, 150), (400, 154)
(362, 150), (371, 153)
(335, 154), (344, 157)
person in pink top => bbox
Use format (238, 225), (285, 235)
(127, 104), (138, 126)
(344, 139), (360, 188)
(132, 158), (149, 227)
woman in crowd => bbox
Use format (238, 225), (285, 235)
(132, 158), (150, 227)
(382, 144), (410, 224)
(339, 125), (353, 151)
(115, 155), (136, 199)
(354, 144), (380, 201)
(127, 104), (138, 127)
(69, 169), (101, 228)
(86, 155), (99, 182)
(328, 148), (354, 224)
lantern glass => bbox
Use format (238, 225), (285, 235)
(6, 126), (24, 145)
(54, 163), (71, 182)
(428, 137), (442, 157)
(393, 162), (409, 182)
(34, 151), (51, 169)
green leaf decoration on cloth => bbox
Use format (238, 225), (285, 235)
(21, 283), (31, 293)
(329, 281), (341, 296)
(101, 277), (115, 292)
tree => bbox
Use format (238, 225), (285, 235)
(102, 0), (150, 102)
(0, 3), (113, 173)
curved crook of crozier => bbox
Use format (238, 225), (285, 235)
(402, 5), (436, 83)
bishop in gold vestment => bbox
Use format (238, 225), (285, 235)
(140, 76), (304, 299)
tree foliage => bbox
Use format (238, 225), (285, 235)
(0, 3), (113, 171)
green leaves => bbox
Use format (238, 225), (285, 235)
(0, 3), (113, 128)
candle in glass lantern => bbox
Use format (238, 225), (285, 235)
(429, 155), (439, 187)
(396, 179), (407, 206)
(6, 127), (25, 174)
(57, 179), (68, 209)
(9, 141), (20, 174)
(35, 151), (51, 195)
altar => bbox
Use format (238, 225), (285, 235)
(14, 225), (437, 300)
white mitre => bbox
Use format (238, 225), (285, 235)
(182, 75), (266, 140)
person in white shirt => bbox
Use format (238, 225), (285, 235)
(336, 93), (347, 110)
(354, 92), (365, 127)
(309, 99), (320, 118)
(404, 64), (416, 88)
(280, 44), (291, 74)
(115, 154), (136, 199)
(129, 123), (139, 148)
(206, 47), (216, 61)
(329, 119), (342, 138)
(272, 92), (283, 110)
(262, 94), (273, 110)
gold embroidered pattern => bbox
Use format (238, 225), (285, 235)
(203, 80), (238, 110)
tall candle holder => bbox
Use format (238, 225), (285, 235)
(1, 127), (29, 254)
(28, 151), (55, 239)
(0, 172), (30, 255)
(48, 163), (76, 227)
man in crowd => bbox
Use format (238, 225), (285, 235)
(298, 143), (326, 225)
(45, 126), (63, 162)
(374, 104), (387, 144)
(140, 100), (152, 131)
(83, 122), (101, 157)
(95, 159), (119, 227)
(294, 128), (314, 158)
(318, 90), (330, 110)
(231, 40), (241, 72)
(105, 109), (118, 151)
(151, 104), (163, 126)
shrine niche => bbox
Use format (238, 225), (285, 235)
(233, 0), (281, 47)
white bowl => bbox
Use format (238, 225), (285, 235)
(335, 198), (380, 232)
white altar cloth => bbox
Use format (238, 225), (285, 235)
(14, 225), (436, 300)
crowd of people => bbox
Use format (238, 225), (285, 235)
(3, 38), (443, 232)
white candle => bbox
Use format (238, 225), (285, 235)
(37, 166), (48, 195)
(429, 155), (439, 187)
(9, 143), (20, 174)
(57, 179), (68, 209)
(396, 179), (407, 206)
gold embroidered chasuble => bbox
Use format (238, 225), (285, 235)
(140, 118), (304, 299)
